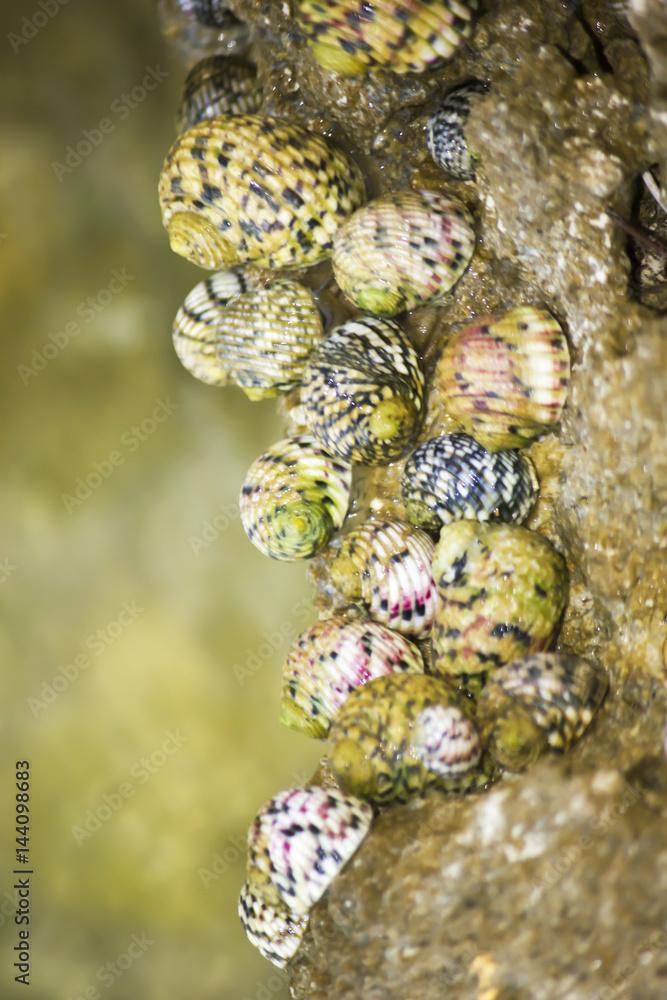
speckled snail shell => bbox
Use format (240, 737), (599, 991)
(328, 674), (483, 804)
(159, 114), (366, 270)
(298, 0), (479, 76)
(431, 521), (569, 684)
(176, 56), (262, 131)
(238, 882), (308, 969)
(281, 615), (425, 738)
(244, 785), (372, 916)
(301, 316), (424, 464)
(172, 268), (248, 385)
(427, 81), (487, 181)
(401, 433), (538, 532)
(436, 306), (571, 451)
(332, 189), (475, 317)
(240, 434), (352, 561)
(328, 519), (437, 637)
(476, 653), (609, 771)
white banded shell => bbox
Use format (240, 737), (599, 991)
(427, 81), (487, 181)
(402, 433), (538, 531)
(240, 434), (352, 561)
(281, 615), (425, 738)
(176, 56), (262, 132)
(238, 881), (308, 969)
(172, 269), (248, 385)
(329, 519), (436, 637)
(332, 189), (475, 316)
(301, 316), (425, 464)
(245, 785), (372, 916)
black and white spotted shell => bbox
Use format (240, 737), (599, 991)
(427, 81), (487, 181)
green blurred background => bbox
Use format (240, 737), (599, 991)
(1, 1), (320, 996)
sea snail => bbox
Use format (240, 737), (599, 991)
(176, 56), (262, 132)
(427, 81), (487, 181)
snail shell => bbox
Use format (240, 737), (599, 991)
(401, 433), (538, 532)
(281, 615), (425, 738)
(426, 81), (487, 181)
(244, 785), (372, 916)
(176, 56), (262, 132)
(431, 521), (569, 682)
(476, 652), (609, 771)
(328, 673), (483, 804)
(328, 518), (437, 637)
(301, 316), (424, 464)
(172, 268), (248, 386)
(298, 0), (479, 76)
(159, 115), (366, 270)
(239, 434), (352, 561)
(174, 0), (237, 27)
(436, 306), (571, 451)
(332, 190), (475, 316)
(238, 881), (308, 969)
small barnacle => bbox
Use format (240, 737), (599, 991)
(401, 433), (538, 532)
(301, 316), (424, 464)
(281, 615), (425, 738)
(239, 434), (352, 561)
(298, 0), (479, 76)
(332, 190), (475, 316)
(427, 81), (488, 181)
(431, 521), (569, 685)
(176, 56), (262, 132)
(159, 115), (365, 270)
(328, 518), (437, 637)
(436, 306), (571, 451)
(171, 268), (249, 385)
(477, 653), (609, 771)
(328, 673), (484, 804)
(238, 882), (308, 969)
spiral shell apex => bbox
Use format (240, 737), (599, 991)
(281, 616), (425, 738)
(238, 882), (308, 969)
(298, 0), (479, 76)
(436, 306), (571, 451)
(245, 785), (372, 916)
(332, 190), (475, 316)
(301, 316), (424, 464)
(329, 674), (483, 804)
(240, 434), (352, 561)
(328, 519), (436, 637)
(431, 521), (568, 682)
(402, 433), (538, 532)
(427, 81), (487, 181)
(477, 653), (608, 771)
(176, 56), (262, 131)
(172, 269), (248, 385)
(159, 115), (366, 270)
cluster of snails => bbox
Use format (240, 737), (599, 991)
(157, 0), (609, 971)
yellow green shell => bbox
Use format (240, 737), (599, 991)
(238, 881), (308, 969)
(328, 673), (484, 804)
(431, 522), (569, 682)
(328, 518), (436, 637)
(159, 114), (366, 270)
(301, 316), (424, 463)
(171, 268), (248, 385)
(298, 0), (479, 76)
(332, 190), (475, 316)
(436, 306), (571, 451)
(281, 615), (425, 738)
(239, 434), (352, 561)
(176, 56), (262, 132)
(476, 652), (609, 771)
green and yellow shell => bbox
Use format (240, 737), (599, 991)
(238, 882), (308, 969)
(476, 652), (608, 771)
(426, 81), (487, 181)
(239, 434), (352, 560)
(401, 433), (538, 532)
(436, 306), (571, 451)
(281, 615), (425, 738)
(328, 674), (484, 804)
(298, 0), (479, 76)
(332, 190), (475, 316)
(171, 268), (248, 385)
(431, 522), (569, 684)
(328, 518), (437, 637)
(159, 114), (366, 270)
(176, 56), (262, 132)
(301, 316), (424, 463)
